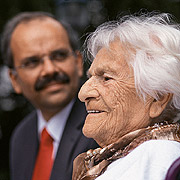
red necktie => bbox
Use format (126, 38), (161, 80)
(32, 128), (54, 180)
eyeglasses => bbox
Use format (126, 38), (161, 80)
(14, 49), (75, 71)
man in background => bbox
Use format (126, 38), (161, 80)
(1, 11), (98, 180)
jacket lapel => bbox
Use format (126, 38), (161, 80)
(22, 112), (39, 180)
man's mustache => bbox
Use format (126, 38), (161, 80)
(35, 72), (70, 91)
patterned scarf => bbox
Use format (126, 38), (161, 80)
(72, 122), (180, 180)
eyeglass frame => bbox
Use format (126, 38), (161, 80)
(12, 48), (76, 73)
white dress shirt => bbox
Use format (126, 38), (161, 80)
(37, 99), (75, 159)
(96, 140), (180, 180)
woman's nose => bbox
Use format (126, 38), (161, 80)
(78, 77), (99, 102)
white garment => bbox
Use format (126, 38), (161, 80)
(37, 99), (75, 159)
(96, 140), (180, 180)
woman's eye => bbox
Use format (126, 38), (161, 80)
(104, 76), (111, 81)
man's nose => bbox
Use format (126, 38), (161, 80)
(78, 77), (99, 102)
(40, 56), (59, 76)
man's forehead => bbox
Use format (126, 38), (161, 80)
(15, 17), (64, 32)
(11, 17), (68, 46)
(10, 16), (72, 62)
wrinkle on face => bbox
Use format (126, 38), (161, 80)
(80, 41), (154, 147)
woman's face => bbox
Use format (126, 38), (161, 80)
(79, 41), (154, 147)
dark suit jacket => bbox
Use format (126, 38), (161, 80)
(10, 97), (98, 180)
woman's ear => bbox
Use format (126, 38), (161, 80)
(149, 93), (173, 118)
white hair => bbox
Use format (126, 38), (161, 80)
(85, 13), (180, 111)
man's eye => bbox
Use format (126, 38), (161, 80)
(51, 50), (69, 61)
(23, 58), (40, 68)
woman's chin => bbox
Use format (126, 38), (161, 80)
(82, 125), (93, 138)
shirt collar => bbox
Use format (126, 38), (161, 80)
(37, 99), (75, 143)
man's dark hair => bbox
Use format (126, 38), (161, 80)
(1, 11), (80, 68)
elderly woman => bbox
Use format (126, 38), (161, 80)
(72, 13), (180, 180)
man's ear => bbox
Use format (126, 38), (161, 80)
(149, 93), (173, 118)
(9, 69), (22, 94)
(75, 51), (83, 78)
